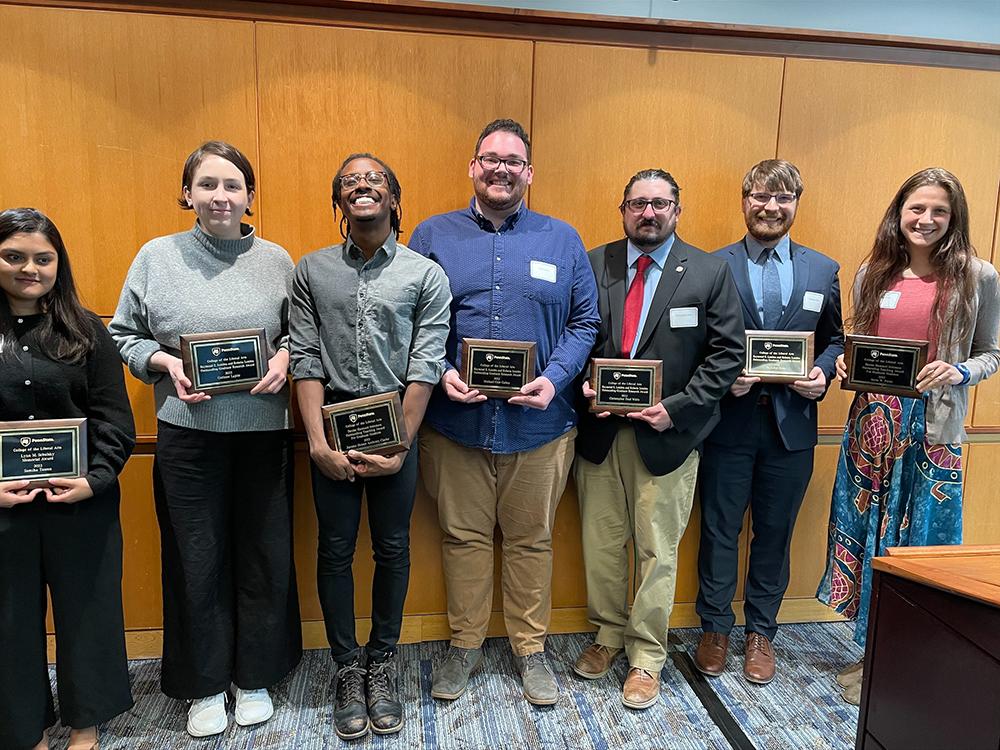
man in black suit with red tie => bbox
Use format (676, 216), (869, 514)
(694, 160), (843, 685)
(572, 169), (744, 709)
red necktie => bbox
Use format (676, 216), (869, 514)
(621, 254), (653, 357)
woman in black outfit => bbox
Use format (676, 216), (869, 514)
(0, 208), (135, 750)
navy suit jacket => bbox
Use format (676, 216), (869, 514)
(708, 237), (844, 451)
(576, 236), (746, 476)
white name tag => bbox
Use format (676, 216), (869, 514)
(880, 291), (901, 309)
(802, 291), (824, 312)
(530, 260), (557, 283)
(670, 307), (698, 328)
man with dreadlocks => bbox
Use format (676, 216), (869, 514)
(289, 153), (451, 741)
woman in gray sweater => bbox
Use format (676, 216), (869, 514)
(109, 142), (301, 737)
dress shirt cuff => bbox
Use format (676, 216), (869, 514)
(406, 358), (446, 385)
(541, 362), (572, 393)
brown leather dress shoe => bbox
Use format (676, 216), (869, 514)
(573, 642), (623, 679)
(694, 632), (729, 677)
(743, 632), (775, 684)
(622, 667), (659, 709)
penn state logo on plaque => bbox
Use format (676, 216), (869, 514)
(179, 328), (267, 395)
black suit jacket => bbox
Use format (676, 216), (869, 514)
(708, 238), (844, 451)
(576, 236), (745, 476)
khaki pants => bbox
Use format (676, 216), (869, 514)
(574, 425), (698, 672)
(419, 426), (576, 655)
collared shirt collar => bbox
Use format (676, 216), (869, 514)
(467, 196), (525, 233)
(345, 232), (397, 267)
(626, 234), (674, 271)
(744, 232), (790, 264)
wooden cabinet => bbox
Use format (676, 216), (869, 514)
(857, 546), (1000, 750)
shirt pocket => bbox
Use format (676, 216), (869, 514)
(521, 258), (566, 305)
(372, 284), (418, 339)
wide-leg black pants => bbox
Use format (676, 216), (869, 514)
(153, 422), (302, 699)
(0, 486), (132, 750)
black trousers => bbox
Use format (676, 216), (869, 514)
(153, 422), (302, 699)
(311, 444), (418, 664)
(696, 401), (814, 641)
(0, 487), (132, 750)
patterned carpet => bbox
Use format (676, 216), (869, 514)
(44, 623), (862, 750)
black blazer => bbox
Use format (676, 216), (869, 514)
(708, 238), (844, 451)
(576, 236), (745, 476)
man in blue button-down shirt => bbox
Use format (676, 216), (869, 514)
(409, 119), (599, 706)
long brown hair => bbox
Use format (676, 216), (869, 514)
(851, 168), (976, 352)
(0, 208), (96, 363)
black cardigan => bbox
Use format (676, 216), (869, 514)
(1, 313), (136, 495)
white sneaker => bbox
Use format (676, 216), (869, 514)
(234, 687), (274, 726)
(187, 692), (228, 737)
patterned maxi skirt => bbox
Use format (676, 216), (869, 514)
(816, 391), (963, 647)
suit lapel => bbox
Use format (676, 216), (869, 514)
(634, 238), (689, 355)
(731, 240), (763, 329)
(777, 242), (809, 330)
(605, 239), (628, 356)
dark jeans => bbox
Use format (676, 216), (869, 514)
(697, 401), (814, 641)
(0, 487), (132, 750)
(311, 445), (418, 664)
(153, 422), (302, 699)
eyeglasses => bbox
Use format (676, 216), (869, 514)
(621, 198), (677, 213)
(747, 192), (797, 206)
(339, 171), (388, 189)
(475, 155), (529, 174)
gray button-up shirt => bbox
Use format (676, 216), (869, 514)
(289, 234), (451, 402)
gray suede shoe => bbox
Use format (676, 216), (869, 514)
(517, 652), (558, 706)
(431, 646), (484, 700)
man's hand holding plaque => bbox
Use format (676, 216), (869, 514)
(841, 334), (929, 398)
(744, 331), (815, 383)
(322, 392), (409, 459)
(461, 338), (537, 399)
(588, 358), (663, 415)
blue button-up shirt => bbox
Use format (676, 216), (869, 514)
(626, 236), (674, 357)
(408, 198), (599, 453)
(745, 233), (793, 321)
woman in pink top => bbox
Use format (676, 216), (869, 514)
(816, 168), (1000, 703)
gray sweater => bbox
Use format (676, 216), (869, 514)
(853, 258), (1000, 444)
(109, 222), (293, 433)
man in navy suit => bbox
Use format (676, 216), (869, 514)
(694, 160), (843, 684)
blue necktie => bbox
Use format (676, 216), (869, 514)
(762, 248), (782, 329)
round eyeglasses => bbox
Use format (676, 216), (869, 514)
(339, 171), (388, 189)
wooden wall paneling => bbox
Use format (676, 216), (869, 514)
(119, 454), (162, 629)
(776, 58), (1000, 431)
(964, 444), (1000, 545)
(254, 22), (533, 261)
(0, 6), (260, 315)
(529, 42), (784, 253)
(970, 195), (1000, 428)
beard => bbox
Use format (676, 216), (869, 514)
(475, 177), (525, 212)
(746, 213), (792, 243)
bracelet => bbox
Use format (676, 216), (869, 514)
(954, 363), (971, 385)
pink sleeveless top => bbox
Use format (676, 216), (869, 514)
(875, 275), (938, 360)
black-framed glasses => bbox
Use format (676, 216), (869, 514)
(339, 171), (388, 189)
(621, 197), (677, 213)
(475, 155), (529, 174)
(748, 192), (797, 205)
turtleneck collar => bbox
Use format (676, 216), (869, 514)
(191, 220), (256, 259)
